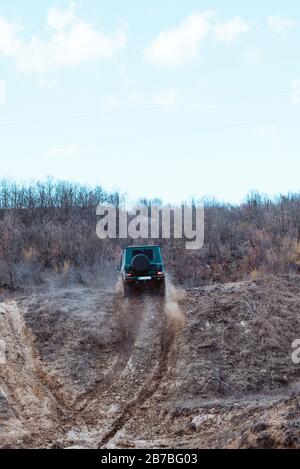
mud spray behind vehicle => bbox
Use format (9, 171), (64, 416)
(119, 245), (166, 297)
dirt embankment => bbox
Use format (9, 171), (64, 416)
(0, 275), (300, 448)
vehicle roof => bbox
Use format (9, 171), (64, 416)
(125, 245), (160, 249)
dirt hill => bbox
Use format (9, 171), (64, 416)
(0, 275), (299, 448)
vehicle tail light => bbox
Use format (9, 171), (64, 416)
(157, 271), (164, 275)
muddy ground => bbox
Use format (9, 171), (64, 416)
(0, 275), (300, 448)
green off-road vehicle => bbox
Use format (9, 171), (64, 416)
(119, 245), (166, 297)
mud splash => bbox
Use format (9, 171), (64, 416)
(164, 280), (186, 329)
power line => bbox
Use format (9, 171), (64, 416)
(0, 90), (290, 128)
(0, 113), (299, 159)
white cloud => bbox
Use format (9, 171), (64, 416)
(214, 17), (251, 42)
(47, 3), (75, 31)
(0, 80), (6, 104)
(0, 17), (20, 57)
(153, 89), (179, 107)
(292, 80), (300, 104)
(144, 12), (213, 67)
(0, 5), (126, 74)
(144, 12), (252, 67)
(267, 16), (296, 33)
(104, 96), (120, 112)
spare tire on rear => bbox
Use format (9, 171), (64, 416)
(131, 254), (150, 274)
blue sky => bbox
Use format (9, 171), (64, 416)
(0, 0), (299, 203)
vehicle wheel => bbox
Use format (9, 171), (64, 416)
(158, 282), (166, 297)
(122, 282), (131, 298)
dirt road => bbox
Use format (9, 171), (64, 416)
(0, 275), (299, 448)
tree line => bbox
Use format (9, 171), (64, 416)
(0, 178), (299, 289)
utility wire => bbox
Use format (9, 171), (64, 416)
(0, 113), (299, 159)
(0, 90), (290, 128)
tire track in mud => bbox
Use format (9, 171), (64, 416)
(0, 302), (82, 441)
(0, 286), (185, 448)
(51, 293), (163, 444)
(21, 291), (140, 433)
(98, 294), (183, 448)
(105, 296), (144, 386)
(0, 304), (28, 424)
(73, 294), (145, 413)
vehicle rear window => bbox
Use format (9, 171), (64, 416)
(132, 249), (154, 260)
